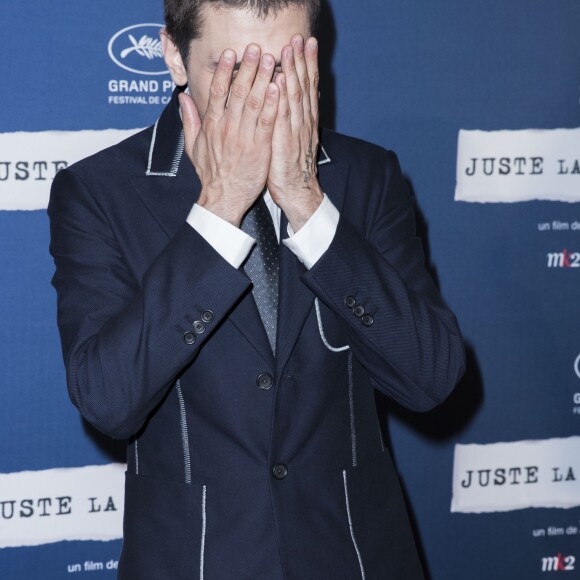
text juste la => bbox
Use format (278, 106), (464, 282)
(464, 157), (579, 176)
(0, 496), (117, 520)
(460, 466), (576, 488)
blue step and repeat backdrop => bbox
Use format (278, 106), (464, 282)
(1, 0), (579, 578)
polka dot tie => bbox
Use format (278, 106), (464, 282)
(240, 195), (279, 354)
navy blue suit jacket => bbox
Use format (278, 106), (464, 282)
(49, 89), (465, 579)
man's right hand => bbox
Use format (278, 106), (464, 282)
(179, 45), (280, 227)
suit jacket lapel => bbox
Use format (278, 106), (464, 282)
(131, 163), (199, 240)
(131, 88), (199, 240)
(228, 293), (275, 367)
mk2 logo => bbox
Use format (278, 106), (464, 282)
(542, 553), (575, 572)
(546, 250), (580, 268)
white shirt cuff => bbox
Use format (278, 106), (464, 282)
(186, 203), (255, 268)
(283, 194), (339, 269)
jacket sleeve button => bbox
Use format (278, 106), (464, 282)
(345, 295), (356, 308)
(193, 320), (206, 334)
(353, 305), (365, 318)
(201, 310), (214, 323)
(183, 331), (196, 345)
(362, 314), (374, 327)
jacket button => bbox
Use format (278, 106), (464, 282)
(345, 295), (356, 309)
(362, 314), (374, 327)
(353, 305), (365, 318)
(201, 310), (214, 323)
(183, 331), (196, 345)
(256, 373), (273, 390)
(193, 320), (205, 334)
(272, 464), (288, 480)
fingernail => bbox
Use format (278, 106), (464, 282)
(223, 49), (235, 63)
(247, 44), (259, 58)
(262, 54), (274, 68)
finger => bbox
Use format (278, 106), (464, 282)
(304, 37), (319, 124)
(290, 34), (311, 120)
(239, 53), (276, 133)
(281, 42), (304, 129)
(226, 44), (261, 119)
(255, 82), (280, 143)
(178, 92), (202, 151)
(274, 73), (291, 134)
(205, 49), (235, 120)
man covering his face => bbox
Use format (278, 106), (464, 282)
(49, 0), (465, 577)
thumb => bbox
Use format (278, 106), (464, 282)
(178, 92), (202, 149)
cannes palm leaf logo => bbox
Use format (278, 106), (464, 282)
(108, 24), (169, 75)
(120, 34), (163, 60)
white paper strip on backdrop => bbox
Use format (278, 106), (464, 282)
(451, 436), (580, 514)
(0, 129), (143, 211)
(0, 464), (125, 548)
(455, 127), (580, 203)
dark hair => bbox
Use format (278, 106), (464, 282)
(164, 0), (321, 64)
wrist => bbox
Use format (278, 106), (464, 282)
(197, 192), (245, 227)
(284, 185), (324, 232)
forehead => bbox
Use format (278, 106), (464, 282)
(193, 5), (310, 60)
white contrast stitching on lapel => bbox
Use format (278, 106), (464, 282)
(318, 145), (331, 165)
(145, 119), (184, 177)
(145, 119), (159, 175)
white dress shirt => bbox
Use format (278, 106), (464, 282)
(186, 191), (339, 270)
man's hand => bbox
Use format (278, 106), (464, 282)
(268, 35), (324, 232)
(179, 45), (280, 227)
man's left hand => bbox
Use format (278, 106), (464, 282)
(267, 35), (324, 232)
